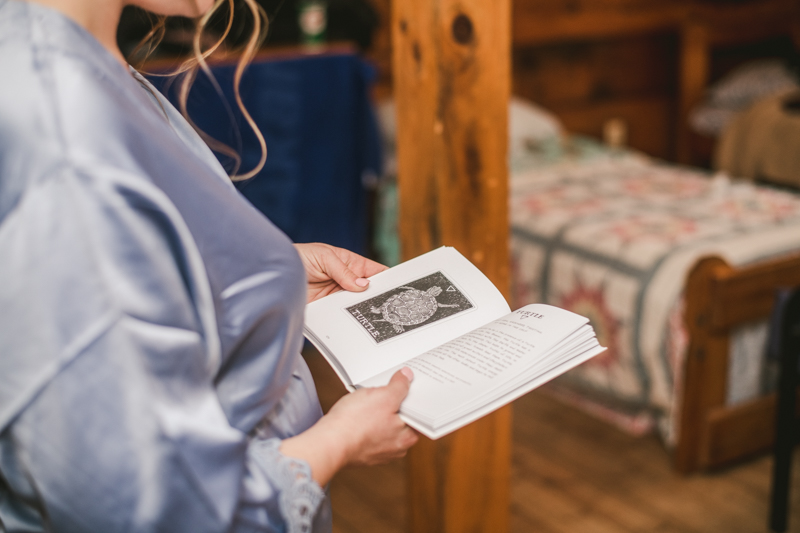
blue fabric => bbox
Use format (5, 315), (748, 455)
(149, 52), (382, 255)
(0, 1), (330, 531)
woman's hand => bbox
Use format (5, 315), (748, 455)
(294, 243), (388, 303)
(280, 368), (418, 486)
(321, 367), (419, 467)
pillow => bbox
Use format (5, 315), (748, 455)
(374, 96), (564, 168)
(508, 96), (563, 151)
(690, 60), (799, 137)
(710, 60), (798, 109)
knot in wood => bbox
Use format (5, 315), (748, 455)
(451, 14), (474, 45)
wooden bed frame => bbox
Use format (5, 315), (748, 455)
(511, 0), (800, 474)
(679, 253), (800, 473)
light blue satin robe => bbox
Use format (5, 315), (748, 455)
(0, 1), (331, 531)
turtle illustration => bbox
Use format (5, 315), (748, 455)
(371, 286), (459, 333)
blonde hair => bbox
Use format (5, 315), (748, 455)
(133, 0), (268, 181)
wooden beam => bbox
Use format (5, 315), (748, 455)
(708, 252), (800, 331)
(511, 0), (798, 47)
(391, 0), (511, 531)
(676, 21), (708, 166)
(693, 0), (799, 38)
(512, 3), (689, 46)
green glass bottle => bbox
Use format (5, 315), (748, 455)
(298, 0), (327, 45)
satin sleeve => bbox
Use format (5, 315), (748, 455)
(0, 166), (323, 532)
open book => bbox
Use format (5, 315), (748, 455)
(304, 247), (605, 439)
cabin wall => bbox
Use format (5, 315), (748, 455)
(513, 33), (679, 159)
(365, 0), (798, 163)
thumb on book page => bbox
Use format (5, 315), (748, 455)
(385, 367), (414, 407)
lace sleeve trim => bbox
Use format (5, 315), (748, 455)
(255, 438), (324, 533)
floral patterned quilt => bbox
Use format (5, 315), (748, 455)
(510, 151), (800, 443)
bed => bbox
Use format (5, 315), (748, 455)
(507, 132), (800, 473)
(374, 93), (800, 473)
(507, 0), (800, 474)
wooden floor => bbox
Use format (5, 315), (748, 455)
(304, 349), (800, 533)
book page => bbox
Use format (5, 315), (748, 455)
(431, 328), (597, 423)
(304, 247), (510, 386)
(358, 304), (597, 430)
(413, 342), (605, 439)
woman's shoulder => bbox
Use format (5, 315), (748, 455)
(0, 0), (176, 152)
(0, 1), (155, 208)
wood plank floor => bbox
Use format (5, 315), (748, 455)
(303, 349), (800, 533)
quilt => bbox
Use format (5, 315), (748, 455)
(510, 152), (800, 443)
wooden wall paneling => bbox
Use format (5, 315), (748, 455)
(510, 0), (800, 163)
(549, 96), (675, 159)
(512, 33), (678, 158)
(512, 35), (677, 105)
(391, 0), (512, 531)
(511, 0), (799, 48)
(675, 0), (799, 166)
(512, 0), (690, 47)
(694, 0), (799, 40)
(676, 21), (708, 166)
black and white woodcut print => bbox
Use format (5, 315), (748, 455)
(346, 271), (474, 344)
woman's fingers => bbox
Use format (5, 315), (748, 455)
(384, 367), (414, 410)
(322, 249), (371, 292)
(323, 245), (387, 292)
(316, 366), (418, 468)
(294, 243), (389, 302)
(399, 424), (419, 450)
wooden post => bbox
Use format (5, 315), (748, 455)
(391, 0), (511, 532)
(676, 256), (731, 473)
(676, 21), (708, 165)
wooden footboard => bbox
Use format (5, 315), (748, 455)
(676, 253), (800, 473)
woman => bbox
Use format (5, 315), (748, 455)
(0, 0), (418, 531)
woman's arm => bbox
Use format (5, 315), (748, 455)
(280, 368), (418, 486)
(287, 244), (418, 485)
